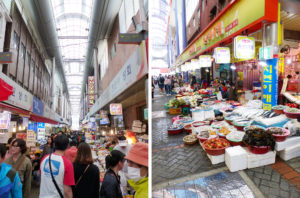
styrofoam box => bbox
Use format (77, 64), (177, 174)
(225, 146), (247, 172)
(242, 147), (276, 169)
(200, 143), (225, 165)
(279, 143), (300, 161)
(275, 137), (300, 151)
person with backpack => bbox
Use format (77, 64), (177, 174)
(40, 135), (75, 198)
(6, 139), (32, 198)
(72, 142), (100, 198)
(0, 143), (22, 198)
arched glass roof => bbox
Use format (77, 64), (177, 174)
(51, 0), (94, 129)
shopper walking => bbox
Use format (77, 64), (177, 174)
(114, 136), (132, 193)
(39, 135), (74, 198)
(126, 142), (148, 198)
(178, 75), (184, 87)
(41, 136), (54, 159)
(158, 74), (165, 93)
(0, 144), (22, 198)
(165, 76), (172, 95)
(5, 137), (15, 160)
(100, 150), (125, 198)
(6, 139), (32, 198)
(72, 142), (99, 198)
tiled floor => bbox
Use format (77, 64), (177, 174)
(153, 171), (256, 198)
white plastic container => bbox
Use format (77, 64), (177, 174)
(242, 147), (276, 169)
(279, 143), (300, 161)
(225, 146), (247, 172)
(275, 137), (300, 151)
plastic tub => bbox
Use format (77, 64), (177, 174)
(284, 109), (300, 119)
(248, 145), (271, 154)
(266, 127), (290, 142)
(203, 138), (230, 156)
(167, 126), (184, 135)
(184, 124), (192, 133)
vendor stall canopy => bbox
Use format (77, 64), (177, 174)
(51, 0), (93, 129)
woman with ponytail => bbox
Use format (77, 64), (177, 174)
(100, 150), (125, 198)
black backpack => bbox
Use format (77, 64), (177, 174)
(159, 77), (164, 84)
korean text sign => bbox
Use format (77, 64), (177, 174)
(262, 58), (278, 111)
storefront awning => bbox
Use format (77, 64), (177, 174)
(0, 102), (30, 116)
(0, 78), (13, 101)
(30, 114), (59, 125)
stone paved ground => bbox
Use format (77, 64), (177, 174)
(152, 88), (300, 197)
(152, 88), (225, 184)
(153, 171), (257, 198)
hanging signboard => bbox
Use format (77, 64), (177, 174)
(99, 110), (110, 125)
(262, 58), (278, 111)
(33, 96), (44, 116)
(144, 108), (148, 120)
(110, 103), (123, 115)
(37, 122), (45, 140)
(214, 47), (230, 64)
(0, 52), (13, 63)
(191, 59), (199, 70)
(199, 55), (212, 67)
(0, 111), (11, 130)
(26, 130), (36, 147)
(234, 36), (255, 59)
(88, 76), (95, 107)
(259, 46), (274, 60)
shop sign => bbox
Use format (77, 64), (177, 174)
(199, 55), (212, 67)
(234, 36), (255, 59)
(0, 52), (13, 63)
(0, 133), (9, 144)
(88, 76), (95, 107)
(262, 58), (278, 111)
(144, 108), (148, 120)
(259, 46), (273, 60)
(279, 57), (284, 76)
(0, 72), (33, 111)
(99, 110), (110, 125)
(28, 123), (37, 132)
(26, 130), (36, 147)
(176, 0), (277, 66)
(0, 111), (11, 130)
(214, 47), (230, 64)
(33, 96), (44, 116)
(191, 59), (199, 70)
(110, 103), (123, 115)
(89, 43), (147, 116)
(16, 133), (26, 140)
(37, 122), (45, 129)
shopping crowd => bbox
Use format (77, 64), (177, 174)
(0, 132), (148, 198)
(152, 73), (244, 101)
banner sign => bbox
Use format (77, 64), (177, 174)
(99, 110), (110, 125)
(234, 36), (255, 59)
(176, 0), (277, 65)
(33, 96), (44, 116)
(110, 103), (123, 115)
(0, 111), (11, 130)
(0, 72), (33, 111)
(214, 47), (230, 64)
(199, 55), (212, 67)
(88, 76), (95, 107)
(262, 58), (278, 111)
